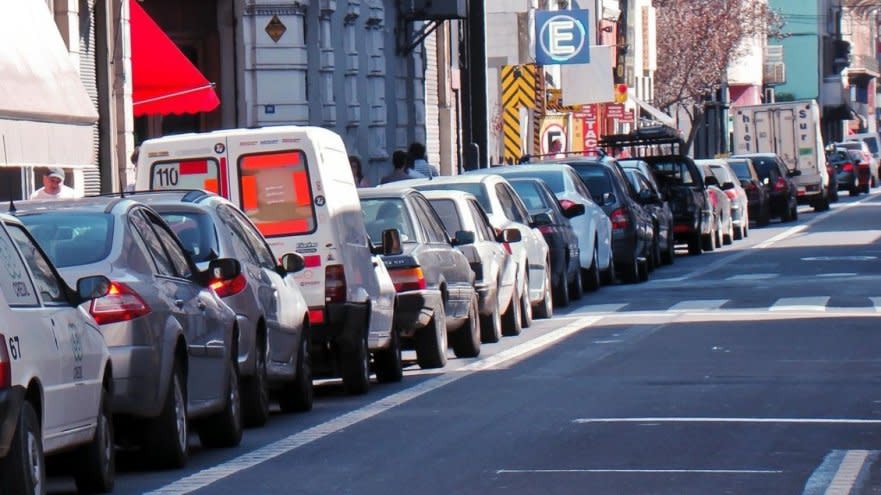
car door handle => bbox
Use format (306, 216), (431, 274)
(174, 299), (185, 308)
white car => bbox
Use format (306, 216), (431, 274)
(0, 213), (114, 494)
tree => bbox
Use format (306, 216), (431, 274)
(653, 0), (782, 151)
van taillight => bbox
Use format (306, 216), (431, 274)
(0, 334), (10, 389)
(90, 282), (151, 325)
(389, 267), (427, 292)
(325, 265), (347, 303)
(610, 208), (630, 230)
(210, 273), (248, 298)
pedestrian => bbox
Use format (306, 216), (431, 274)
(349, 154), (371, 188)
(380, 150), (416, 184)
(408, 142), (438, 177)
(30, 167), (79, 200)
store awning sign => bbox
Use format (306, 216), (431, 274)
(535, 9), (590, 65)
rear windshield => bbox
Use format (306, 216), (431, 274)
(150, 158), (220, 193)
(571, 164), (614, 197)
(748, 157), (779, 180)
(509, 180), (550, 212)
(157, 211), (219, 263)
(427, 199), (463, 235)
(361, 198), (416, 243)
(647, 161), (698, 186)
(238, 150), (316, 237)
(727, 160), (751, 180)
(863, 138), (879, 154)
(709, 165), (733, 184)
(18, 212), (114, 268)
(413, 183), (492, 213)
(489, 169), (564, 194)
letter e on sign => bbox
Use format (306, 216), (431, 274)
(535, 10), (590, 65)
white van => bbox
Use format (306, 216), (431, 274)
(134, 126), (396, 394)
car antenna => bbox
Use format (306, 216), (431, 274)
(6, 182), (15, 214)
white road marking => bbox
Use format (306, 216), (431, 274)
(815, 273), (859, 278)
(726, 274), (777, 281)
(497, 468), (783, 475)
(871, 297), (881, 313)
(573, 417), (881, 425)
(824, 450), (872, 495)
(572, 303), (629, 313)
(803, 449), (878, 495)
(146, 316), (604, 495)
(770, 297), (830, 312)
(754, 225), (808, 249)
(668, 299), (728, 311)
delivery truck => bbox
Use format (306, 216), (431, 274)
(732, 100), (830, 211)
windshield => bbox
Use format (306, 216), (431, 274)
(509, 180), (551, 212)
(361, 198), (416, 243)
(158, 210), (220, 263)
(727, 160), (751, 180)
(18, 212), (114, 268)
(571, 164), (614, 198)
(413, 183), (492, 213)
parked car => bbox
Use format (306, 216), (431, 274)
(725, 157), (773, 226)
(0, 213), (114, 494)
(507, 178), (585, 306)
(15, 198), (243, 468)
(849, 132), (881, 183)
(828, 148), (871, 195)
(136, 190), (313, 425)
(618, 159), (675, 265)
(406, 175), (553, 328)
(566, 159), (654, 282)
(135, 126), (396, 396)
(421, 189), (520, 342)
(696, 162), (734, 248)
(701, 159), (750, 240)
(465, 164), (613, 291)
(834, 140), (877, 187)
(360, 188), (481, 367)
(731, 153), (800, 223)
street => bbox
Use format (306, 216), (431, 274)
(41, 191), (881, 495)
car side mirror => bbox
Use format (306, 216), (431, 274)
(76, 275), (111, 302)
(452, 230), (476, 246)
(280, 253), (306, 273)
(530, 212), (553, 228)
(498, 228), (521, 243)
(787, 169), (802, 177)
(704, 176), (720, 187)
(208, 258), (241, 281)
(562, 202), (585, 218)
(382, 228), (403, 256)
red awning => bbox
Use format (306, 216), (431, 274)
(129, 0), (220, 116)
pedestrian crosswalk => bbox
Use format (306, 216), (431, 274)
(577, 296), (881, 314)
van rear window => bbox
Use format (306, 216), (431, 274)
(238, 151), (316, 237)
(150, 159), (219, 193)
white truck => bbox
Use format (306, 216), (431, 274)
(732, 100), (830, 211)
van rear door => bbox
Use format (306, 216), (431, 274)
(140, 137), (230, 197)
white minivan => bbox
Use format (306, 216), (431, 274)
(135, 126), (397, 394)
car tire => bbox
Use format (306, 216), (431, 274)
(715, 225), (723, 248)
(687, 234), (701, 255)
(520, 277), (533, 328)
(1, 402), (45, 495)
(733, 224), (743, 241)
(197, 362), (243, 449)
(374, 326), (403, 383)
(241, 335), (270, 428)
(278, 333), (314, 411)
(534, 268), (553, 319)
(723, 221), (733, 245)
(601, 248), (617, 283)
(341, 332), (370, 395)
(638, 258), (649, 282)
(500, 286), (522, 337)
(791, 203), (799, 221)
(662, 232), (675, 265)
(849, 185), (860, 196)
(570, 259), (585, 300)
(74, 385), (115, 494)
(416, 303), (448, 369)
(147, 363), (188, 469)
(701, 232), (715, 252)
(651, 237), (661, 271)
(758, 205), (771, 226)
(479, 289), (503, 343)
(451, 296), (481, 358)
(583, 243), (601, 292)
(619, 251), (640, 284)
(862, 183), (870, 194)
(553, 268), (570, 308)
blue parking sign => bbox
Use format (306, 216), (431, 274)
(535, 9), (590, 65)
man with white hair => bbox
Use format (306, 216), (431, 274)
(30, 167), (79, 200)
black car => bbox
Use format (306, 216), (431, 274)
(620, 165), (675, 267)
(827, 148), (866, 196)
(566, 158), (654, 283)
(731, 153), (799, 222)
(359, 188), (480, 369)
(508, 178), (584, 307)
(725, 157), (773, 226)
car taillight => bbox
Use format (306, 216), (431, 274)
(209, 273), (247, 298)
(0, 334), (10, 389)
(773, 177), (787, 192)
(90, 282), (151, 325)
(389, 267), (426, 292)
(538, 225), (554, 234)
(610, 208), (630, 230)
(325, 265), (347, 303)
(842, 162), (854, 173)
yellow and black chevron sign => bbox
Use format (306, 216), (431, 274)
(501, 64), (537, 162)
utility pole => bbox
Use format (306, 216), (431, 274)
(461, 0), (487, 169)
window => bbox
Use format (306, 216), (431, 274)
(415, 183), (492, 213)
(467, 200), (496, 242)
(727, 160), (752, 180)
(0, 224), (38, 306)
(130, 210), (175, 277)
(145, 213), (194, 279)
(361, 198), (416, 243)
(18, 212), (114, 268)
(159, 210), (220, 263)
(150, 158), (220, 193)
(495, 184), (526, 224)
(645, 161), (697, 186)
(216, 206), (260, 267)
(230, 208), (278, 269)
(238, 150), (316, 237)
(412, 196), (448, 243)
(569, 170), (595, 199)
(750, 157), (780, 182)
(428, 199), (464, 236)
(6, 224), (66, 305)
(509, 181), (548, 212)
(574, 164), (615, 200)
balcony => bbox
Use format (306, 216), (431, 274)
(846, 54), (880, 79)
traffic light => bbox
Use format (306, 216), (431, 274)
(614, 84), (628, 103)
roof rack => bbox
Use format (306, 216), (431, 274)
(599, 125), (686, 158)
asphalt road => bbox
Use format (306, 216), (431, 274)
(49, 191), (881, 495)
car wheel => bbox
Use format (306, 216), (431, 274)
(197, 362), (243, 449)
(662, 231), (675, 265)
(147, 362), (188, 469)
(416, 302), (448, 368)
(862, 183), (870, 194)
(479, 287), (503, 343)
(520, 276), (533, 328)
(570, 259), (585, 300)
(791, 202), (799, 221)
(451, 295), (481, 358)
(638, 258), (649, 282)
(1, 402), (45, 495)
(553, 266), (570, 308)
(534, 268), (553, 319)
(583, 243), (601, 292)
(701, 232), (715, 252)
(278, 333), (314, 411)
(341, 332), (370, 394)
(374, 325), (404, 383)
(500, 284), (522, 337)
(74, 385), (115, 493)
(733, 224), (743, 241)
(758, 205), (771, 226)
(241, 334), (269, 427)
(619, 251), (641, 284)
(723, 221), (733, 245)
(687, 234), (702, 255)
(601, 248), (617, 283)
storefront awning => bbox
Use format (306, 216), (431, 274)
(0, 1), (99, 167)
(130, 0), (220, 117)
